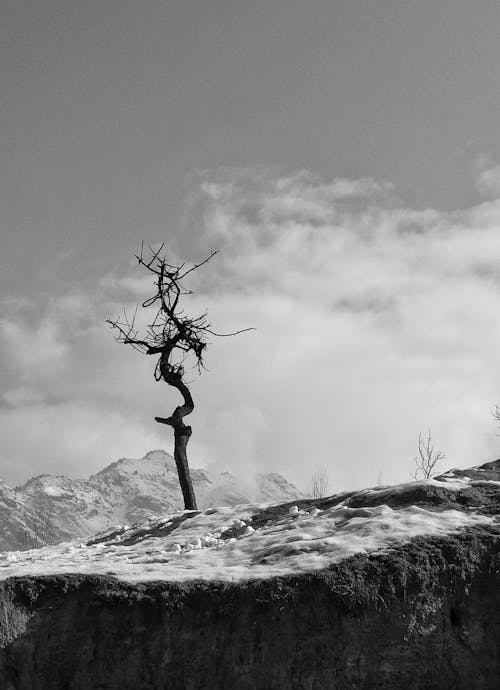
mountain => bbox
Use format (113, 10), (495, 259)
(0, 479), (60, 551)
(1, 458), (499, 688)
(13, 449), (304, 546)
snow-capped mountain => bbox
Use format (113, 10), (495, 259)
(13, 450), (303, 546)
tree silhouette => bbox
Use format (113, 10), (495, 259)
(309, 466), (329, 499)
(107, 243), (251, 510)
(412, 429), (446, 480)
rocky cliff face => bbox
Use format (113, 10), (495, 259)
(0, 526), (499, 689)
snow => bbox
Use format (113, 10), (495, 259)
(0, 496), (495, 584)
(42, 485), (67, 497)
(369, 477), (474, 495)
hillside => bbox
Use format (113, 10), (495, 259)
(0, 480), (60, 552)
(11, 450), (303, 548)
(0, 459), (499, 688)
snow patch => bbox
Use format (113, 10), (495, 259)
(42, 486), (67, 497)
(0, 500), (493, 584)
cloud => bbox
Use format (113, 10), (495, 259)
(181, 169), (500, 487)
(475, 156), (500, 199)
(2, 168), (500, 491)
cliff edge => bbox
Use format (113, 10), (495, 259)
(1, 460), (499, 689)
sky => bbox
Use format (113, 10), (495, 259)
(2, 1), (500, 491)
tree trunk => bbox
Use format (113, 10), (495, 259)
(155, 366), (198, 511)
(173, 426), (197, 510)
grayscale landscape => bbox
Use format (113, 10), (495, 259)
(2, 1), (500, 688)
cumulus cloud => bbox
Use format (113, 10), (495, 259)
(180, 169), (500, 487)
(477, 164), (500, 198)
(2, 168), (500, 490)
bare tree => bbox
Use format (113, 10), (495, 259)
(412, 429), (446, 480)
(107, 244), (251, 510)
(309, 466), (329, 499)
(491, 404), (500, 433)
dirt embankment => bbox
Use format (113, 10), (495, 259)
(0, 525), (499, 689)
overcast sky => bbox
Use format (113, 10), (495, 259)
(2, 1), (500, 491)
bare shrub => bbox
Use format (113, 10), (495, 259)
(491, 404), (500, 432)
(310, 466), (329, 498)
(412, 429), (446, 480)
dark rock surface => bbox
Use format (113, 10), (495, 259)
(0, 525), (499, 689)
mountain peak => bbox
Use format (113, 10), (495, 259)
(8, 451), (303, 548)
(143, 449), (173, 461)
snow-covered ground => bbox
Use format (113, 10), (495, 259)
(1, 474), (497, 584)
